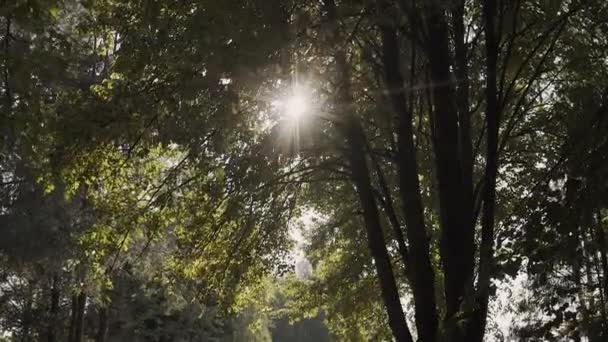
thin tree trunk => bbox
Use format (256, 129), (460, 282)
(376, 3), (438, 340)
(68, 294), (78, 342)
(348, 118), (413, 342)
(21, 290), (32, 342)
(322, 1), (413, 341)
(583, 237), (596, 312)
(469, 0), (500, 341)
(70, 291), (86, 342)
(47, 276), (60, 342)
(420, 1), (474, 338)
(452, 0), (474, 225)
(370, 152), (410, 272)
(596, 212), (608, 307)
(3, 17), (11, 110)
(452, 0), (474, 235)
(95, 307), (109, 342)
(594, 211), (608, 334)
(76, 291), (86, 342)
(574, 252), (589, 339)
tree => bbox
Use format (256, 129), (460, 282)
(277, 0), (606, 341)
(1, 0), (608, 341)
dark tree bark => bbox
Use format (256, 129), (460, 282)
(95, 307), (109, 342)
(347, 121), (414, 342)
(75, 291), (86, 342)
(573, 246), (589, 340)
(376, 3), (438, 341)
(69, 291), (86, 342)
(592, 212), (608, 335)
(68, 294), (78, 342)
(595, 212), (608, 305)
(370, 152), (410, 273)
(3, 17), (11, 110)
(47, 276), (60, 342)
(420, 2), (474, 338)
(452, 0), (474, 233)
(21, 291), (32, 342)
(469, 0), (500, 341)
(322, 1), (413, 341)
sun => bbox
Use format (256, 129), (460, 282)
(284, 89), (310, 120)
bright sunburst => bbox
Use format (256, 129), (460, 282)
(285, 93), (308, 119)
(280, 85), (311, 121)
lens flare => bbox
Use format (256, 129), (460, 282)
(285, 93), (308, 119)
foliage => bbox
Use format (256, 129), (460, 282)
(1, 0), (607, 341)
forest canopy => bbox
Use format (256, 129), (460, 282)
(1, 0), (608, 341)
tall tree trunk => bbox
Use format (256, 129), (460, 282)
(69, 291), (86, 342)
(420, 1), (474, 338)
(3, 17), (11, 111)
(573, 251), (589, 340)
(594, 211), (608, 334)
(596, 212), (608, 309)
(469, 0), (500, 341)
(370, 153), (410, 273)
(21, 290), (32, 342)
(95, 307), (109, 342)
(47, 276), (60, 342)
(68, 294), (78, 342)
(76, 291), (86, 342)
(322, 1), (413, 341)
(583, 235), (596, 314)
(376, 3), (438, 341)
(452, 0), (474, 233)
(347, 119), (414, 342)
